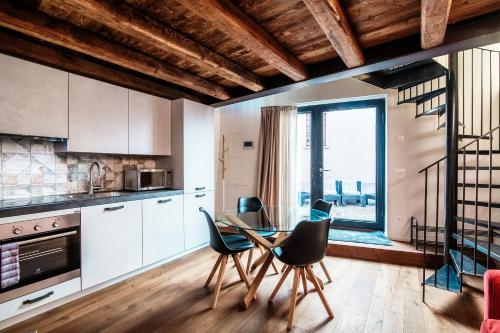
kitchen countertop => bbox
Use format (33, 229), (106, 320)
(0, 189), (184, 218)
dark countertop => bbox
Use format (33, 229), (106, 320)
(0, 189), (184, 218)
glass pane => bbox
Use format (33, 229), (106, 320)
(323, 108), (376, 224)
(296, 113), (311, 212)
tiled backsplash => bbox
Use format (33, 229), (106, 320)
(0, 136), (157, 200)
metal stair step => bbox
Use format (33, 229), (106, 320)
(455, 216), (500, 231)
(415, 105), (446, 119)
(456, 199), (500, 208)
(452, 233), (500, 261)
(461, 150), (500, 155)
(449, 249), (487, 276)
(457, 183), (500, 189)
(457, 166), (500, 170)
(424, 264), (461, 293)
(399, 88), (447, 105)
(437, 121), (464, 130)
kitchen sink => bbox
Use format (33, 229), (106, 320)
(61, 191), (131, 200)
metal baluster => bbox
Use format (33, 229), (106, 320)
(474, 140), (479, 275)
(462, 51), (465, 136)
(435, 163), (440, 287)
(460, 149), (466, 292)
(481, 49), (483, 135)
(431, 79), (434, 110)
(488, 133), (493, 269)
(422, 169), (428, 302)
(472, 49), (474, 136)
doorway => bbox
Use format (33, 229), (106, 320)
(296, 99), (386, 231)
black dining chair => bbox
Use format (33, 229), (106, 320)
(237, 196), (279, 274)
(269, 218), (334, 330)
(310, 199), (334, 283)
(199, 207), (254, 309)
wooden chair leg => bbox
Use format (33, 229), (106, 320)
(319, 260), (332, 283)
(271, 260), (279, 274)
(210, 255), (228, 309)
(268, 265), (292, 303)
(205, 254), (223, 288)
(300, 267), (308, 295)
(246, 247), (254, 274)
(287, 267), (301, 330)
(281, 264), (288, 273)
(306, 265), (333, 319)
(306, 268), (324, 290)
(232, 254), (251, 289)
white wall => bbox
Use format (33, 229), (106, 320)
(216, 77), (446, 241)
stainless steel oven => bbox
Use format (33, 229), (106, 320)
(0, 211), (80, 303)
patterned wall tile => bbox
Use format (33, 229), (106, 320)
(0, 136), (159, 200)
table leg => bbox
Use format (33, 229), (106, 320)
(241, 253), (274, 309)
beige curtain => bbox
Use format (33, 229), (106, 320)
(257, 105), (297, 207)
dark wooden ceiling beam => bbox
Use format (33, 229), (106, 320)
(41, 0), (263, 92)
(0, 29), (203, 102)
(0, 2), (230, 100)
(421, 0), (453, 49)
(181, 0), (308, 82)
(302, 0), (364, 68)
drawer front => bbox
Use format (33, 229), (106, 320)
(0, 278), (81, 321)
(142, 195), (184, 266)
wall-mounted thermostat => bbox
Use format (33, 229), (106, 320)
(243, 141), (254, 150)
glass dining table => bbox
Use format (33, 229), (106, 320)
(216, 205), (331, 309)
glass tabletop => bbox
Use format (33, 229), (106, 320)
(218, 206), (331, 232)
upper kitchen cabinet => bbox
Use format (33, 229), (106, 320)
(0, 54), (68, 138)
(169, 99), (214, 193)
(129, 90), (171, 156)
(65, 74), (129, 154)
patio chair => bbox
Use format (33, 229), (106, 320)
(339, 180), (367, 207)
(323, 180), (341, 206)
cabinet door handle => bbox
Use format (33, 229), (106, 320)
(158, 199), (172, 204)
(195, 194), (206, 198)
(104, 205), (124, 212)
(22, 291), (54, 305)
(195, 187), (205, 191)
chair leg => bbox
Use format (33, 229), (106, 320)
(246, 247), (254, 274)
(210, 255), (228, 309)
(232, 254), (251, 289)
(287, 267), (301, 330)
(306, 265), (333, 319)
(306, 268), (324, 290)
(268, 265), (292, 303)
(319, 260), (333, 283)
(281, 264), (288, 273)
(205, 254), (223, 288)
(300, 267), (308, 295)
(270, 259), (279, 274)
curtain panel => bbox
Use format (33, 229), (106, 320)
(257, 105), (297, 207)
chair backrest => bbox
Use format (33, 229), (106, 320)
(311, 199), (333, 214)
(199, 207), (230, 254)
(237, 196), (263, 213)
(277, 218), (331, 266)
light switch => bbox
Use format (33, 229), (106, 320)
(394, 168), (406, 176)
(396, 135), (405, 143)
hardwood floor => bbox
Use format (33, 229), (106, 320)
(3, 248), (484, 333)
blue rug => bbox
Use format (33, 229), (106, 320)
(328, 229), (392, 246)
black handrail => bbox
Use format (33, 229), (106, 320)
(457, 125), (500, 151)
(419, 155), (448, 173)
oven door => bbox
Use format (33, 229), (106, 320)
(138, 169), (167, 190)
(0, 227), (80, 303)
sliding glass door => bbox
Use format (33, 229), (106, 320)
(296, 99), (385, 231)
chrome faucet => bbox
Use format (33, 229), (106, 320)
(89, 161), (102, 196)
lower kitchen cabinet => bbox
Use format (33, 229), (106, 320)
(183, 191), (214, 250)
(142, 195), (184, 266)
(81, 201), (142, 290)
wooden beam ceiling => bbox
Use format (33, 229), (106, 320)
(43, 0), (263, 92)
(0, 29), (203, 102)
(302, 0), (364, 68)
(421, 0), (453, 49)
(180, 0), (308, 82)
(0, 2), (230, 100)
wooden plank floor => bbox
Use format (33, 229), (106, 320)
(3, 248), (484, 333)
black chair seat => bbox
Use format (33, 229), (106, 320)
(222, 235), (254, 253)
(257, 229), (277, 238)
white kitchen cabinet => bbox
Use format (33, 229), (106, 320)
(184, 191), (214, 250)
(0, 53), (68, 138)
(129, 90), (172, 156)
(168, 99), (214, 193)
(142, 195), (184, 266)
(66, 74), (129, 154)
(81, 200), (142, 290)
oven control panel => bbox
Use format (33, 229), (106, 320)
(0, 212), (80, 240)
